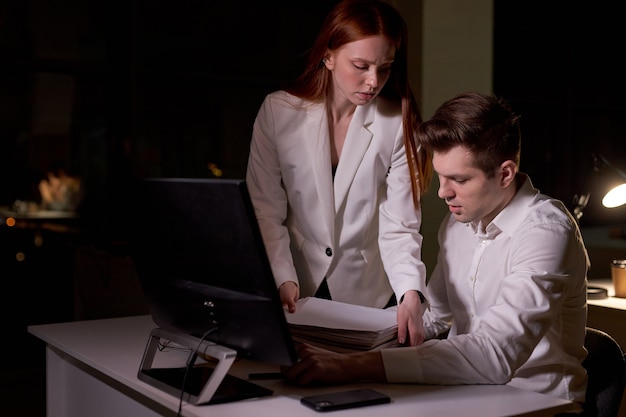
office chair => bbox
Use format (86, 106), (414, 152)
(581, 327), (626, 417)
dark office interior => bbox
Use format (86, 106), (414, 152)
(1, 1), (625, 416)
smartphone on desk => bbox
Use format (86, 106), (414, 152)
(300, 388), (391, 412)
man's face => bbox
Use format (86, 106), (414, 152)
(433, 145), (506, 226)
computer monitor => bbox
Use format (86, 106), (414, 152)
(129, 177), (298, 405)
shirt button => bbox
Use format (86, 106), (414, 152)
(325, 248), (333, 257)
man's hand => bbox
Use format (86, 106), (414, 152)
(279, 281), (299, 313)
(281, 343), (385, 386)
(396, 290), (425, 346)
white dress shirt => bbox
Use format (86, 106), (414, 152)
(381, 175), (589, 403)
(246, 91), (427, 307)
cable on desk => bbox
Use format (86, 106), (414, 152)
(177, 327), (218, 417)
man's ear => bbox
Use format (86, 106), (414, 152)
(499, 160), (517, 187)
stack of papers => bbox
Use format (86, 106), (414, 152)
(285, 297), (400, 352)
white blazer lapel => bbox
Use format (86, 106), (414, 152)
(333, 103), (375, 212)
(303, 105), (336, 239)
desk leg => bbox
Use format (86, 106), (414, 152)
(46, 347), (67, 417)
(45, 346), (170, 417)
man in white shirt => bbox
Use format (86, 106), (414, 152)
(282, 92), (589, 408)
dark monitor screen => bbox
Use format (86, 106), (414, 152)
(130, 178), (298, 368)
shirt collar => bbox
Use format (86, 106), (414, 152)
(470, 173), (539, 240)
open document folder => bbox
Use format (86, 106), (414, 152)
(284, 297), (400, 352)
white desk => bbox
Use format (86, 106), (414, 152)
(587, 279), (626, 353)
(587, 279), (626, 312)
(28, 315), (578, 417)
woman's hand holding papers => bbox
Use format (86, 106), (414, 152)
(280, 281), (300, 313)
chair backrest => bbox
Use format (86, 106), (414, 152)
(582, 327), (626, 417)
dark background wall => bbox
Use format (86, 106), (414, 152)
(1, 0), (337, 244)
(493, 1), (626, 227)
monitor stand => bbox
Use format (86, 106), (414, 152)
(137, 327), (273, 405)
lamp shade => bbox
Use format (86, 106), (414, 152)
(602, 183), (626, 208)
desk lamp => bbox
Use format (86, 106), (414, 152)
(573, 154), (626, 222)
(573, 154), (626, 300)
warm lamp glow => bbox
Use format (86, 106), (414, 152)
(602, 183), (626, 208)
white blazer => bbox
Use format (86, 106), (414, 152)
(246, 91), (427, 308)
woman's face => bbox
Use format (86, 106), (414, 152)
(324, 36), (395, 106)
